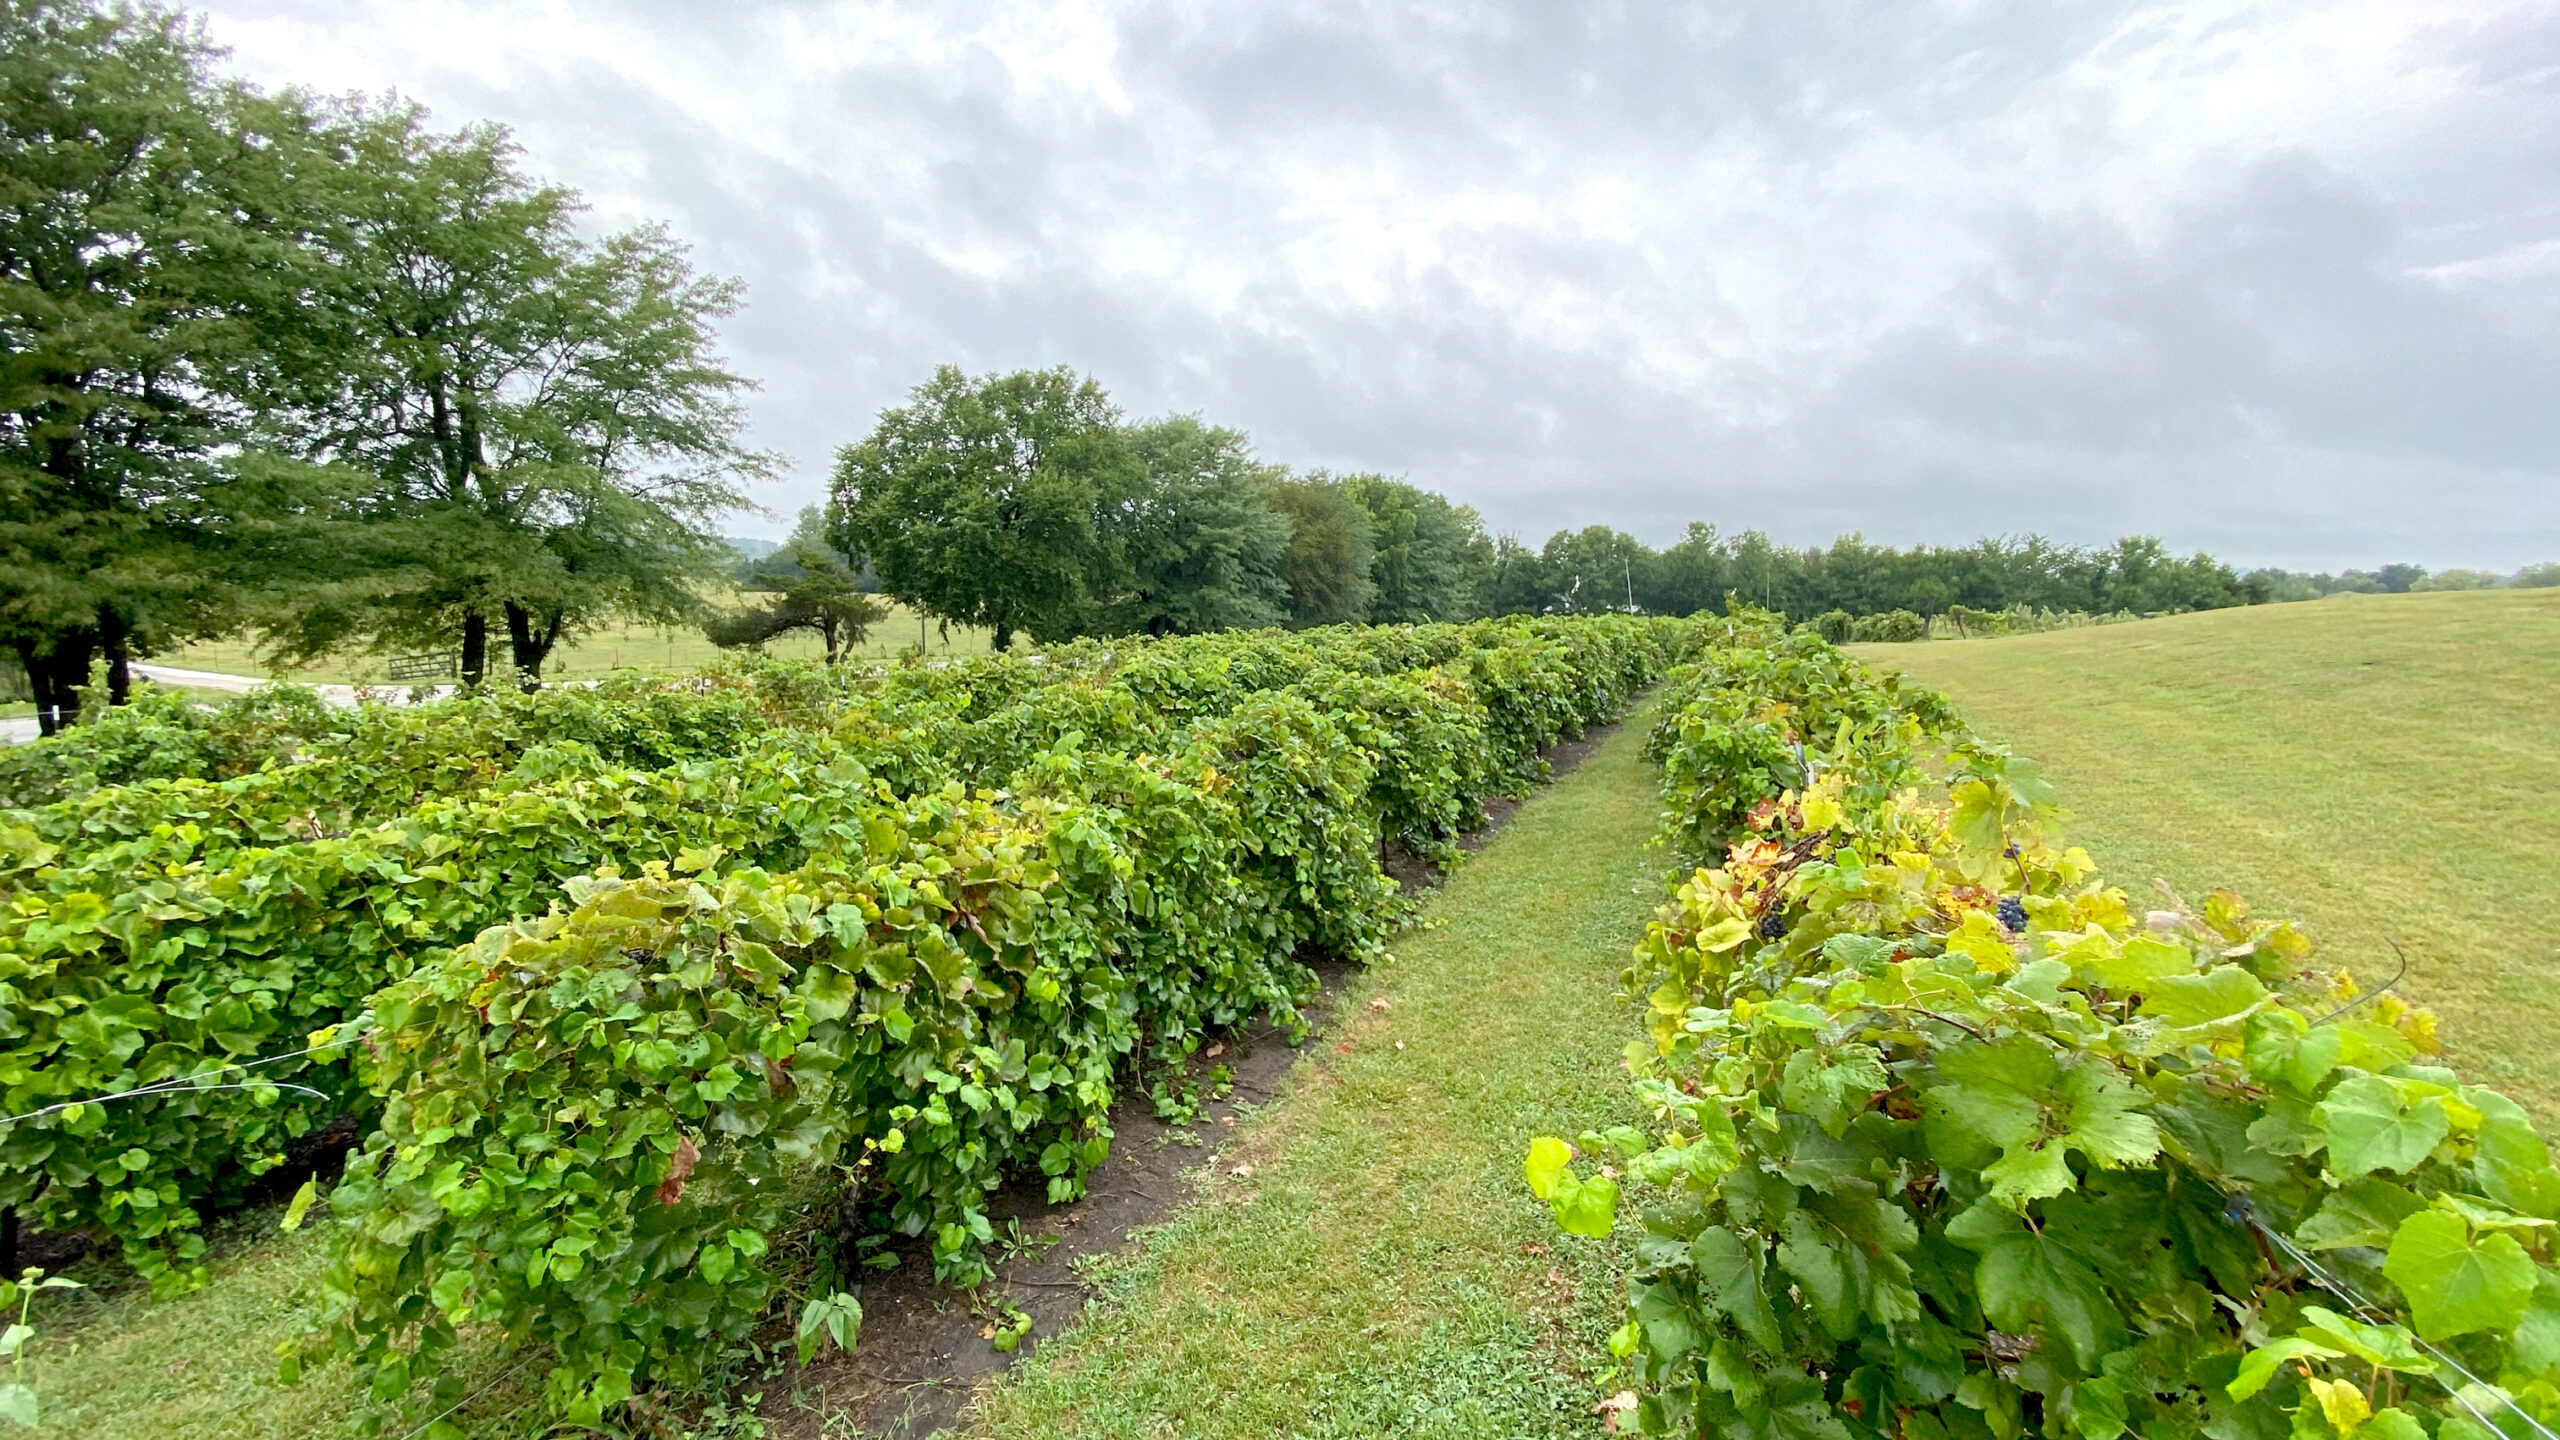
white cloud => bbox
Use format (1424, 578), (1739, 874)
(192, 0), (2560, 567)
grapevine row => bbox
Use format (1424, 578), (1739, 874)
(0, 617), (1684, 1301)
(1529, 616), (2560, 1440)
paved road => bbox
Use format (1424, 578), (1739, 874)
(3, 663), (458, 747)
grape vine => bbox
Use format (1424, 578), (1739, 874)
(1531, 616), (2560, 1440)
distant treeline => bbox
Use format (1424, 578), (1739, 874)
(2243, 562), (2560, 599)
(820, 369), (2260, 647)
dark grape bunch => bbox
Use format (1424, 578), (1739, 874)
(1757, 911), (1788, 940)
(1996, 895), (2028, 933)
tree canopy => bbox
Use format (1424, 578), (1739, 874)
(1108, 416), (1292, 635)
(253, 104), (766, 685)
(0, 0), (323, 729)
(1261, 473), (1376, 627)
(1342, 474), (1491, 624)
(828, 365), (1138, 652)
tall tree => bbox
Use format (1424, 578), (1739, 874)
(1105, 416), (1291, 635)
(256, 104), (766, 685)
(0, 1), (324, 731)
(1259, 472), (1374, 626)
(1341, 474), (1490, 623)
(703, 507), (884, 663)
(829, 365), (1138, 652)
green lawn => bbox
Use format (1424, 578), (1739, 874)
(1857, 588), (2560, 1123)
(961, 709), (1665, 1439)
(14, 1203), (539, 1440)
(162, 596), (996, 684)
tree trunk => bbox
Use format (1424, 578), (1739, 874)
(990, 621), (1012, 654)
(18, 636), (93, 736)
(460, 609), (489, 687)
(503, 602), (559, 685)
(100, 603), (131, 705)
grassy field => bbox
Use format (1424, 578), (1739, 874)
(162, 594), (997, 684)
(961, 708), (1666, 1439)
(1858, 588), (2560, 1122)
(15, 1204), (540, 1439)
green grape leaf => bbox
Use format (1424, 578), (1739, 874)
(2382, 1208), (2537, 1340)
(1776, 1212), (1857, 1340)
(280, 1176), (319, 1233)
(1926, 1038), (2055, 1149)
(2245, 1010), (2347, 1093)
(2068, 1375), (2127, 1440)
(2296, 1307), (2433, 1373)
(1633, 1278), (1705, 1361)
(2508, 1272), (2560, 1374)
(2464, 1088), (2560, 1220)
(1691, 1225), (1780, 1352)
(2083, 934), (2196, 995)
(1948, 779), (2007, 855)
(1554, 1173), (1620, 1238)
(1948, 1201), (2120, 1368)
(2229, 1336), (2346, 1400)
(2318, 1074), (2452, 1178)
(2356, 1410), (2428, 1440)
(1981, 1145), (2077, 1206)
(1781, 1048), (1890, 1138)
(2296, 1177), (2426, 1250)
(2058, 1063), (2160, 1167)
(1758, 1000), (1831, 1031)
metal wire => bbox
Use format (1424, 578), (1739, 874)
(0, 1021), (372, 1127)
(2228, 1189), (2558, 1440)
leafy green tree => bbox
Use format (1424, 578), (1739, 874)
(703, 508), (885, 662)
(255, 104), (766, 685)
(1105, 416), (1291, 635)
(1539, 525), (1650, 613)
(829, 365), (1138, 652)
(1477, 534), (1559, 615)
(1649, 523), (1737, 616)
(1341, 474), (1490, 623)
(1258, 473), (1375, 626)
(0, 0), (327, 731)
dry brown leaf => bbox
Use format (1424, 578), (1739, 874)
(655, 1133), (700, 1206)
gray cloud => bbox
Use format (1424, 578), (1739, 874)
(197, 0), (2560, 567)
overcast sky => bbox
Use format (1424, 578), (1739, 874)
(192, 0), (2558, 568)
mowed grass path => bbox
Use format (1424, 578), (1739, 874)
(961, 709), (1668, 1439)
(1860, 589), (2560, 1121)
